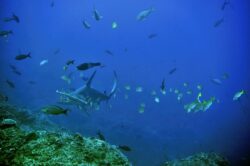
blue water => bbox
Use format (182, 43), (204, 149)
(1, 0), (249, 165)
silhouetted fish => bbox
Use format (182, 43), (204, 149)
(0, 30), (13, 37)
(105, 50), (114, 56)
(148, 33), (158, 39)
(15, 52), (31, 60)
(6, 80), (15, 88)
(76, 62), (102, 71)
(118, 145), (132, 152)
(3, 13), (20, 23)
(221, 0), (230, 10)
(168, 68), (177, 75)
(214, 18), (224, 28)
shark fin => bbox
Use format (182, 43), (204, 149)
(108, 71), (118, 99)
(86, 70), (97, 87)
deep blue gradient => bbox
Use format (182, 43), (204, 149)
(1, 0), (250, 165)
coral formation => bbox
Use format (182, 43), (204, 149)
(0, 102), (131, 166)
(164, 152), (229, 166)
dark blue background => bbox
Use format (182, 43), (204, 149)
(1, 0), (249, 165)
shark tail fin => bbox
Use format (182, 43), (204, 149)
(86, 70), (97, 87)
(108, 71), (118, 99)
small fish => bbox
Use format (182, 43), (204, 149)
(197, 84), (203, 90)
(154, 97), (160, 103)
(168, 68), (177, 75)
(3, 13), (20, 23)
(148, 33), (157, 39)
(50, 1), (54, 8)
(160, 78), (166, 94)
(105, 50), (114, 56)
(174, 89), (179, 94)
(41, 105), (70, 115)
(233, 90), (245, 101)
(222, 73), (229, 79)
(9, 65), (21, 75)
(151, 90), (157, 96)
(15, 52), (31, 60)
(82, 20), (91, 29)
(6, 80), (15, 88)
(138, 103), (145, 113)
(54, 49), (60, 55)
(66, 60), (74, 66)
(0, 30), (13, 37)
(221, 0), (230, 10)
(210, 78), (222, 85)
(93, 7), (103, 21)
(112, 22), (118, 29)
(40, 59), (48, 66)
(12, 70), (22, 76)
(186, 90), (192, 95)
(169, 88), (173, 93)
(124, 85), (131, 90)
(183, 82), (188, 87)
(214, 18), (224, 28)
(137, 7), (154, 21)
(177, 93), (183, 101)
(97, 130), (105, 141)
(118, 145), (132, 152)
(61, 75), (71, 84)
(28, 81), (36, 85)
(76, 62), (102, 71)
(136, 86), (143, 92)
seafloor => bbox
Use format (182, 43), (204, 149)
(0, 100), (230, 166)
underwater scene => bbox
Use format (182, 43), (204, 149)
(0, 0), (250, 165)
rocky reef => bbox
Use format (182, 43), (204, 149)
(164, 152), (229, 166)
(0, 102), (131, 166)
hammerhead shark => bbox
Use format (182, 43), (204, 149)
(56, 71), (117, 111)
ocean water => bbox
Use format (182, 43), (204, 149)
(0, 0), (249, 165)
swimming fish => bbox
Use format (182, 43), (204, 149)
(214, 18), (224, 28)
(54, 48), (60, 55)
(9, 64), (21, 76)
(168, 68), (177, 75)
(82, 20), (91, 29)
(210, 78), (222, 85)
(41, 105), (70, 115)
(160, 78), (166, 95)
(138, 103), (145, 113)
(6, 80), (15, 88)
(3, 13), (20, 23)
(93, 7), (103, 21)
(136, 86), (143, 92)
(124, 85), (131, 90)
(137, 7), (154, 21)
(0, 30), (13, 37)
(76, 62), (102, 71)
(233, 90), (245, 101)
(40, 59), (48, 66)
(105, 50), (114, 56)
(112, 22), (118, 29)
(148, 33), (157, 39)
(221, 0), (230, 10)
(118, 145), (132, 152)
(154, 97), (160, 103)
(197, 84), (203, 90)
(15, 52), (31, 60)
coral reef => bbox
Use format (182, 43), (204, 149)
(164, 152), (229, 166)
(0, 102), (131, 166)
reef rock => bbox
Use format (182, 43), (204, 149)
(164, 152), (229, 166)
